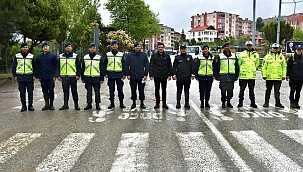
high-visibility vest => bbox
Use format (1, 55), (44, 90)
(59, 53), (77, 76)
(238, 50), (260, 79)
(83, 54), (101, 77)
(262, 52), (286, 80)
(219, 53), (236, 74)
(197, 55), (213, 76)
(15, 53), (34, 74)
(106, 52), (123, 72)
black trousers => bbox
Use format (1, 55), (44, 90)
(289, 80), (303, 103)
(219, 81), (234, 102)
(238, 79), (255, 102)
(265, 80), (281, 101)
(199, 80), (213, 101)
(61, 77), (78, 101)
(107, 78), (124, 100)
(176, 77), (191, 104)
(40, 79), (55, 100)
(154, 77), (167, 105)
(18, 81), (34, 102)
(130, 79), (145, 100)
(85, 82), (101, 104)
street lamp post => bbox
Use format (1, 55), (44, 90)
(277, 0), (282, 44)
(252, 0), (256, 48)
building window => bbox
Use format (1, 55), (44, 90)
(226, 31), (228, 34)
(193, 32), (195, 36)
(213, 15), (215, 18)
(198, 32), (201, 36)
(213, 20), (215, 23)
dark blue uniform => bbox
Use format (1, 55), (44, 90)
(35, 51), (57, 110)
(125, 50), (149, 108)
(12, 52), (35, 111)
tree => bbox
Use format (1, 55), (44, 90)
(105, 0), (161, 43)
(222, 36), (236, 45)
(190, 38), (196, 45)
(180, 29), (186, 44)
(292, 27), (303, 41)
(262, 20), (294, 44)
(235, 35), (251, 46)
(256, 17), (264, 33)
(106, 30), (134, 52)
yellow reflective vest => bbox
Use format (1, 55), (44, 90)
(238, 50), (260, 79)
(219, 53), (236, 74)
(83, 54), (101, 77)
(106, 52), (123, 72)
(262, 52), (286, 80)
(197, 55), (213, 76)
(59, 53), (77, 76)
(15, 53), (34, 74)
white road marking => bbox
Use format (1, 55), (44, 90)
(110, 133), (149, 172)
(36, 133), (95, 172)
(280, 130), (303, 146)
(0, 133), (41, 163)
(176, 132), (226, 172)
(190, 100), (253, 172)
(230, 130), (303, 172)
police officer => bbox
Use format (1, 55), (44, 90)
(57, 42), (81, 110)
(149, 42), (172, 109)
(81, 43), (104, 110)
(12, 42), (35, 112)
(237, 41), (259, 108)
(35, 42), (57, 110)
(214, 42), (239, 108)
(173, 45), (195, 109)
(262, 43), (286, 108)
(195, 44), (214, 108)
(125, 42), (149, 109)
(104, 40), (126, 109)
(287, 45), (303, 109)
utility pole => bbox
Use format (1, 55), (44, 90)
(252, 0), (256, 48)
(277, 0), (282, 44)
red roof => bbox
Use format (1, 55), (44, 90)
(188, 25), (211, 32)
(250, 35), (263, 40)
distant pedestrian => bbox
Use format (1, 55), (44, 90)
(103, 40), (126, 109)
(195, 44), (214, 108)
(173, 45), (195, 109)
(35, 42), (57, 110)
(125, 42), (149, 109)
(287, 45), (303, 109)
(214, 42), (239, 108)
(81, 43), (104, 110)
(237, 41), (259, 108)
(57, 42), (81, 110)
(12, 42), (35, 112)
(149, 42), (172, 109)
(262, 43), (286, 108)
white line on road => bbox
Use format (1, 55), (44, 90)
(110, 133), (149, 172)
(0, 133), (42, 163)
(176, 132), (226, 172)
(35, 133), (95, 172)
(190, 100), (253, 172)
(230, 130), (303, 172)
(280, 130), (303, 146)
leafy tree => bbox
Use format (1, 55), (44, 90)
(190, 38), (197, 45)
(174, 41), (180, 50)
(106, 30), (134, 52)
(256, 17), (264, 33)
(235, 35), (251, 46)
(222, 36), (236, 45)
(292, 27), (303, 41)
(262, 20), (294, 44)
(180, 29), (187, 44)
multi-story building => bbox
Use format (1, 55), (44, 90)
(191, 11), (240, 39)
(284, 13), (303, 30)
(239, 18), (252, 35)
(147, 24), (177, 51)
(187, 25), (217, 42)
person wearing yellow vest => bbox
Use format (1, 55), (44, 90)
(194, 44), (215, 108)
(57, 42), (81, 110)
(237, 41), (259, 108)
(214, 42), (239, 108)
(262, 43), (286, 108)
(12, 42), (35, 112)
(103, 40), (126, 109)
(81, 43), (104, 110)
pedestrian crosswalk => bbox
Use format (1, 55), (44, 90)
(0, 130), (303, 171)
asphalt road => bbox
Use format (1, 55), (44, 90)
(0, 70), (303, 172)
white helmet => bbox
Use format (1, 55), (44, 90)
(245, 41), (253, 46)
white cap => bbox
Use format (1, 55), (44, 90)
(271, 43), (280, 48)
(245, 41), (253, 46)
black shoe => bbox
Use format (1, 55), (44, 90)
(119, 100), (126, 108)
(74, 101), (80, 110)
(238, 103), (243, 107)
(59, 104), (69, 110)
(290, 102), (297, 108)
(131, 103), (136, 109)
(42, 104), (50, 111)
(154, 104), (160, 109)
(49, 100), (55, 110)
(205, 101), (210, 108)
(176, 104), (181, 109)
(96, 104), (100, 110)
(140, 104), (146, 109)
(163, 104), (169, 109)
(295, 103), (301, 109)
(222, 102), (226, 108)
(263, 103), (269, 107)
(275, 103), (284, 108)
(184, 103), (190, 109)
(227, 102), (233, 108)
(21, 102), (27, 112)
(108, 104), (115, 109)
(84, 104), (92, 110)
(28, 101), (34, 111)
(250, 104), (258, 108)
(200, 104), (204, 108)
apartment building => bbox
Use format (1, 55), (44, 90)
(147, 24), (177, 50)
(188, 25), (217, 42)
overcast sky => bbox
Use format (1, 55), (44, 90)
(99, 0), (303, 32)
